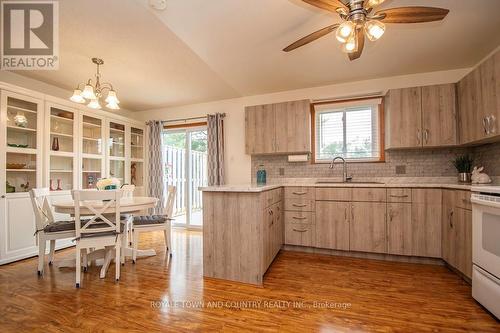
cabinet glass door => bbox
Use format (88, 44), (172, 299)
(109, 122), (125, 158)
(130, 127), (144, 187)
(81, 115), (104, 189)
(48, 106), (75, 191)
(4, 95), (41, 194)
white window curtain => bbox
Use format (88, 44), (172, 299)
(207, 113), (225, 186)
(146, 120), (165, 214)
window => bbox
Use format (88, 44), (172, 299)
(313, 98), (383, 162)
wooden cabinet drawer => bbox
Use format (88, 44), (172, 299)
(284, 199), (314, 212)
(315, 188), (352, 201)
(455, 190), (472, 210)
(387, 188), (412, 203)
(285, 223), (315, 247)
(352, 188), (386, 202)
(263, 188), (282, 207)
(284, 187), (315, 200)
(284, 211), (314, 224)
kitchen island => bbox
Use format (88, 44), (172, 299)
(201, 180), (478, 285)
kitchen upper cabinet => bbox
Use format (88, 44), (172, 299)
(387, 202), (412, 256)
(349, 202), (386, 254)
(315, 201), (350, 251)
(421, 84), (457, 147)
(385, 87), (422, 149)
(245, 99), (311, 155)
(458, 49), (500, 144)
(411, 189), (442, 258)
(245, 103), (275, 154)
(274, 100), (311, 154)
(386, 85), (457, 149)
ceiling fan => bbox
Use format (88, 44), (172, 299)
(283, 0), (449, 60)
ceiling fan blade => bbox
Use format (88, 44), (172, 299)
(283, 24), (339, 52)
(348, 28), (365, 61)
(302, 0), (348, 14)
(375, 7), (449, 23)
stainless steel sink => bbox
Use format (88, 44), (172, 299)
(315, 180), (384, 184)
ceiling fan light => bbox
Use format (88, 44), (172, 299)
(87, 98), (102, 110)
(341, 36), (357, 53)
(70, 89), (85, 103)
(81, 84), (96, 100)
(365, 20), (385, 41)
(365, 0), (385, 8)
(105, 90), (120, 104)
(336, 21), (355, 43)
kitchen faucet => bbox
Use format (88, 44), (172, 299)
(329, 156), (352, 182)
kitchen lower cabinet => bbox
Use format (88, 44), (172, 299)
(387, 202), (413, 256)
(315, 201), (349, 251)
(263, 201), (283, 269)
(411, 189), (442, 258)
(349, 202), (386, 254)
(284, 223), (315, 247)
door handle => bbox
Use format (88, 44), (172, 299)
(390, 195), (409, 198)
(292, 216), (307, 220)
(293, 228), (308, 233)
(416, 129), (421, 145)
(1, 195), (5, 199)
(449, 210), (454, 228)
(488, 115), (496, 134)
(351, 204), (354, 221)
(483, 117), (489, 134)
(292, 204), (307, 207)
(292, 191), (307, 195)
(344, 207), (347, 222)
(424, 129), (429, 143)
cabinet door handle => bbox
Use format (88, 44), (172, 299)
(344, 207), (347, 222)
(489, 115), (497, 134)
(1, 195), (5, 199)
(449, 210), (454, 228)
(388, 209), (393, 222)
(351, 204), (354, 221)
(462, 198), (469, 204)
(416, 129), (421, 145)
(293, 228), (308, 233)
(390, 195), (409, 198)
(483, 117), (489, 134)
(424, 129), (429, 143)
(292, 204), (307, 207)
(292, 216), (307, 220)
(292, 191), (307, 195)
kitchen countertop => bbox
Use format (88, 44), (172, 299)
(198, 177), (497, 192)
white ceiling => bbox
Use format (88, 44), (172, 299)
(13, 0), (500, 111)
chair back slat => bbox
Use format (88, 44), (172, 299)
(121, 185), (135, 198)
(164, 186), (177, 218)
(72, 190), (122, 238)
(29, 188), (55, 231)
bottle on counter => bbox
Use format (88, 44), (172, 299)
(256, 164), (267, 185)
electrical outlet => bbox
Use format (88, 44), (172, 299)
(395, 165), (406, 175)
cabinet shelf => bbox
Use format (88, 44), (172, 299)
(50, 115), (73, 123)
(82, 121), (101, 128)
(50, 169), (73, 173)
(50, 151), (74, 157)
(110, 128), (124, 133)
(82, 170), (101, 173)
(6, 169), (36, 172)
(83, 136), (100, 141)
(7, 125), (37, 133)
(6, 147), (37, 154)
(50, 131), (73, 138)
(7, 105), (38, 114)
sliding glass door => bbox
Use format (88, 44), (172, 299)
(163, 126), (207, 228)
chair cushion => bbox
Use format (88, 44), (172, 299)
(133, 215), (169, 226)
(80, 220), (127, 239)
(43, 216), (130, 234)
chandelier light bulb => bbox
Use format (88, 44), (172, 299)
(336, 21), (355, 43)
(106, 101), (120, 110)
(81, 84), (96, 100)
(105, 90), (120, 104)
(365, 0), (385, 8)
(365, 20), (386, 41)
(70, 89), (85, 103)
(87, 98), (102, 110)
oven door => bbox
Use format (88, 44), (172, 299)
(471, 195), (500, 279)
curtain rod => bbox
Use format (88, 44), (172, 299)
(160, 113), (226, 124)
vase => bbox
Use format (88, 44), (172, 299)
(256, 165), (266, 185)
(56, 179), (62, 191)
(49, 179), (55, 191)
(458, 172), (471, 183)
(52, 137), (59, 151)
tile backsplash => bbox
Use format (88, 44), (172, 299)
(251, 142), (500, 181)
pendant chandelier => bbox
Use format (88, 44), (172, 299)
(70, 58), (120, 110)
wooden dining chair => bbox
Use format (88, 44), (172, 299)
(30, 188), (77, 276)
(120, 184), (136, 246)
(131, 186), (176, 263)
(72, 189), (131, 288)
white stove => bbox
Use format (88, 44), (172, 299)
(471, 185), (500, 319)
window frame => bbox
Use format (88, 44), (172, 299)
(311, 98), (385, 164)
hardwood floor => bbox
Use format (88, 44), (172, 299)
(0, 230), (498, 332)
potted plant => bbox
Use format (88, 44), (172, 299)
(452, 154), (474, 183)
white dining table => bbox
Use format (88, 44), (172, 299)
(52, 196), (159, 277)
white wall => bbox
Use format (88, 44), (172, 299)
(134, 68), (470, 185)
